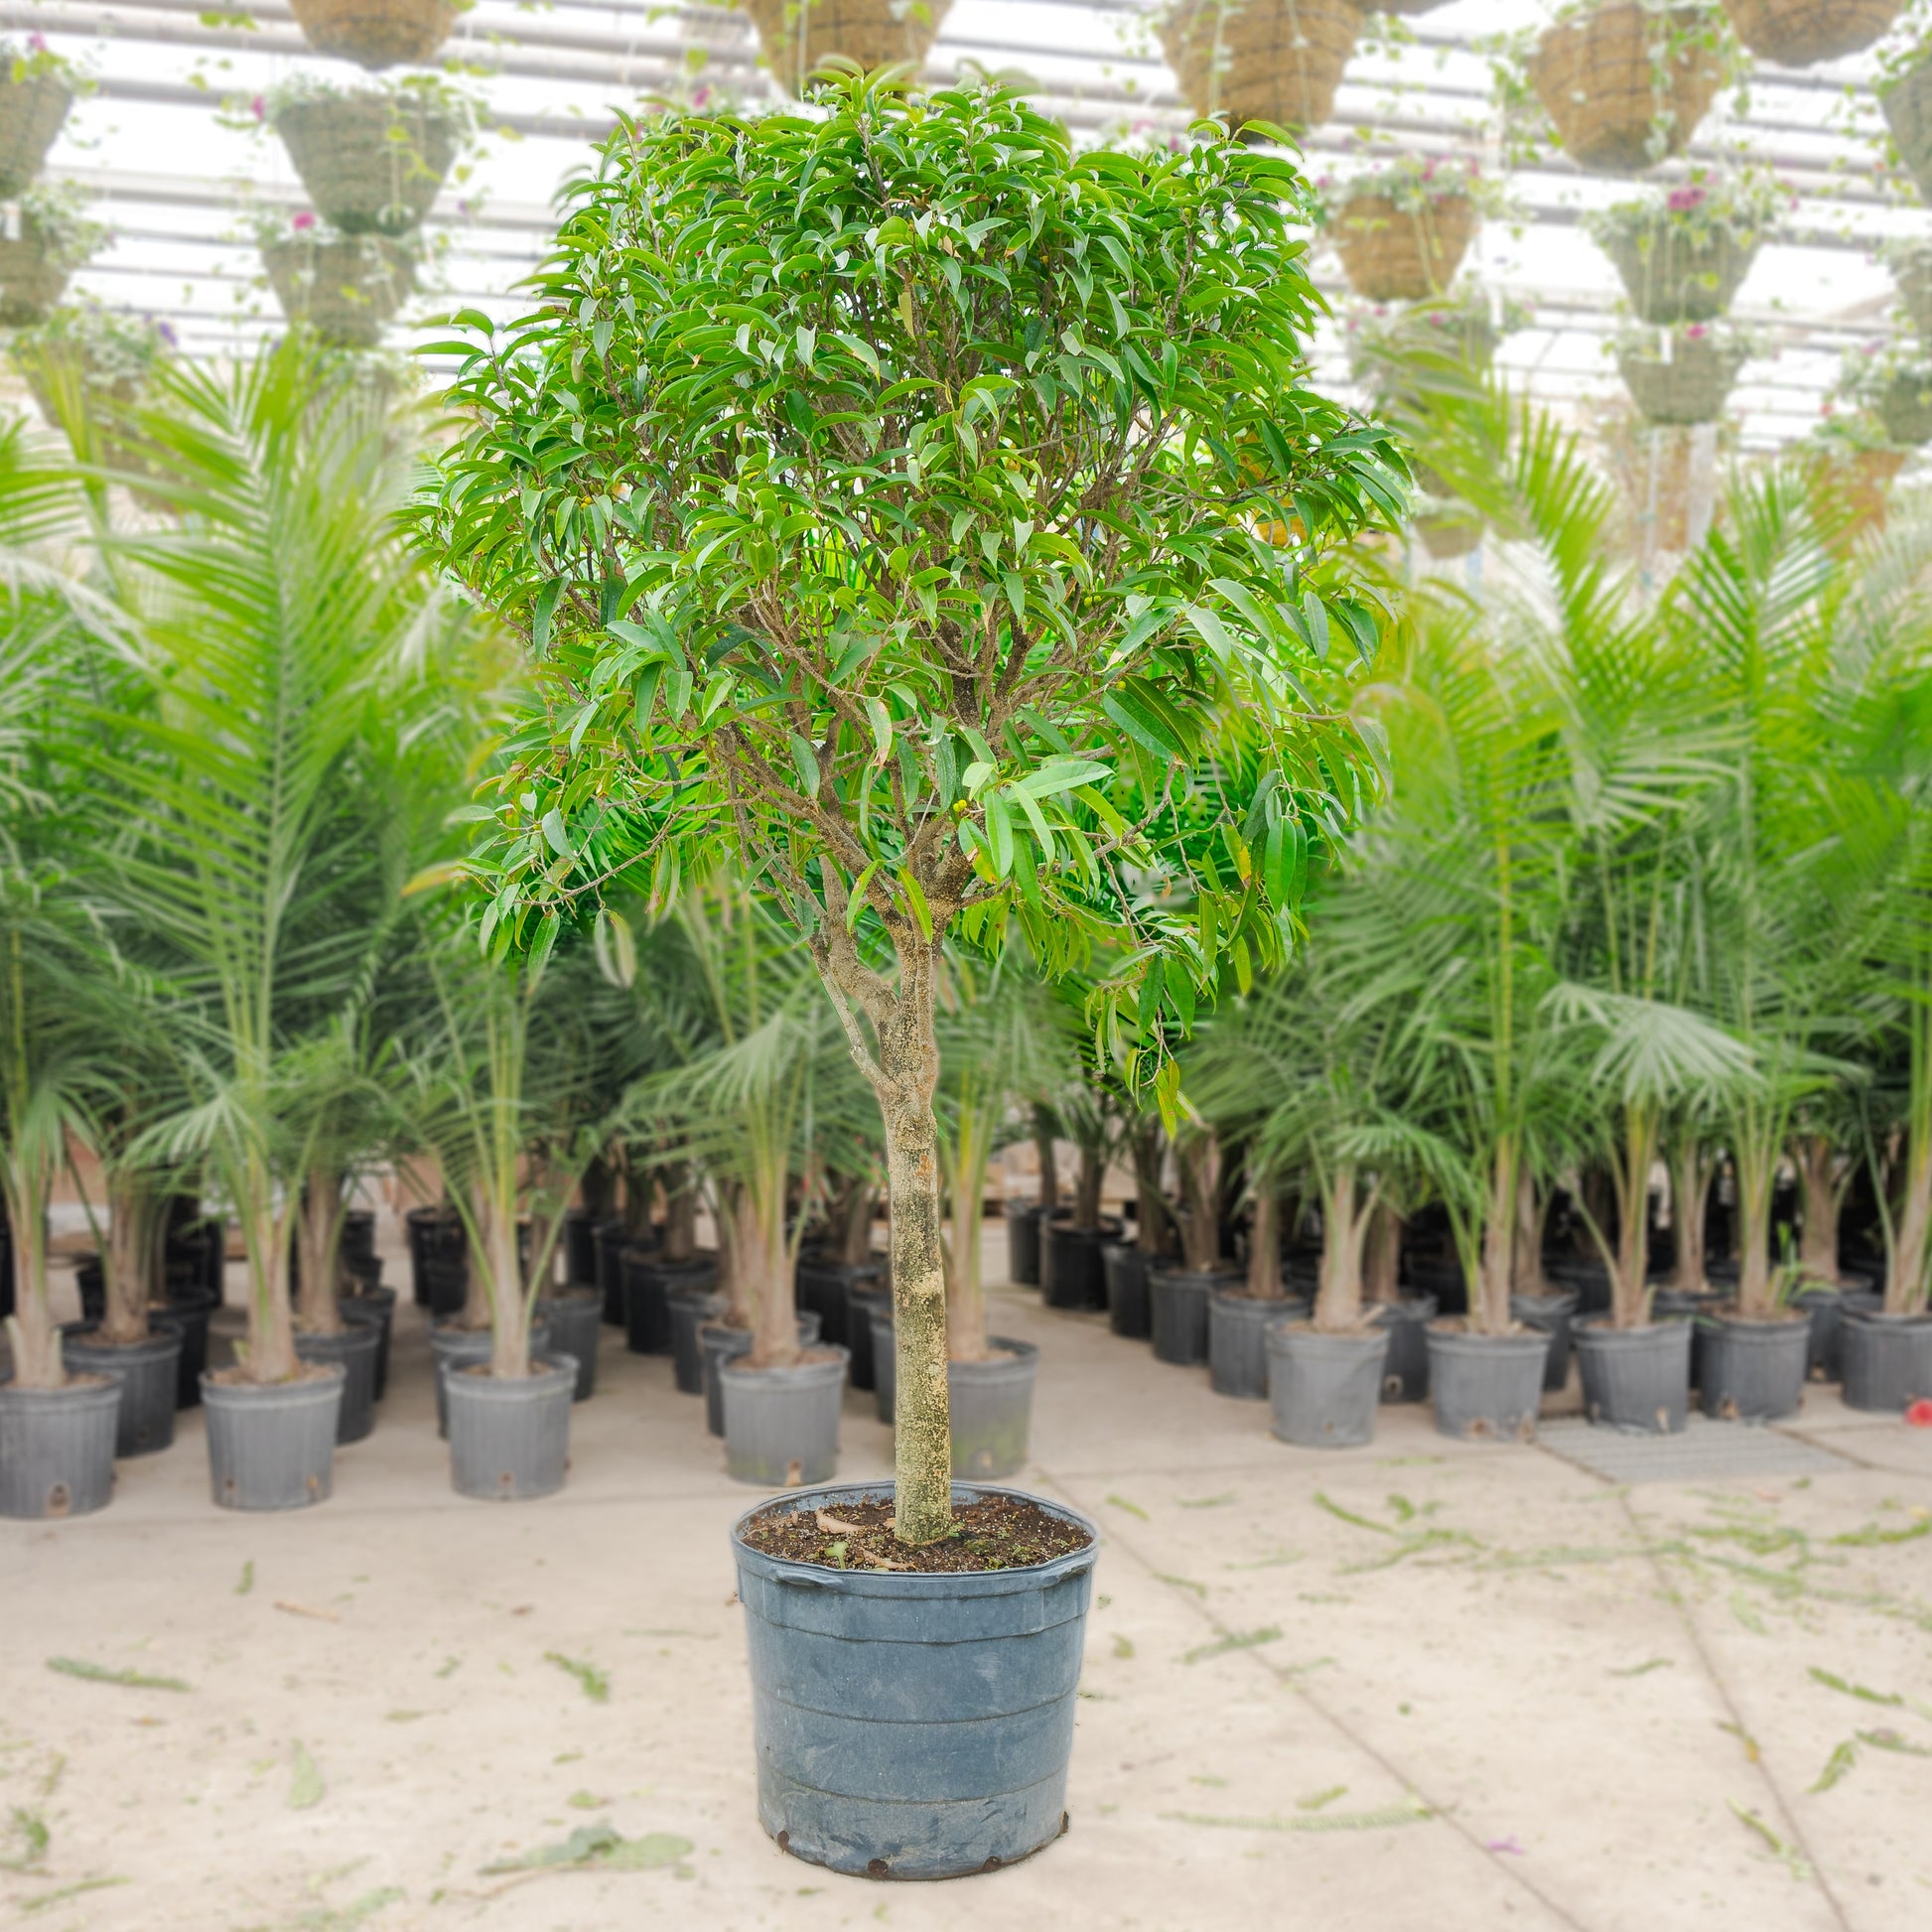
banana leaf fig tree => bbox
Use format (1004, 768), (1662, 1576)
(419, 76), (1404, 1544)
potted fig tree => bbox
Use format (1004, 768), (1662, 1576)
(420, 75), (1401, 1878)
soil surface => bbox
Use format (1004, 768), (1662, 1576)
(740, 1494), (1092, 1574)
(204, 1360), (341, 1388)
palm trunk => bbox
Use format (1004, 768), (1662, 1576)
(1791, 1135), (1844, 1286)
(295, 1166), (345, 1336)
(662, 1170), (698, 1263)
(483, 1185), (529, 1379)
(1509, 1170), (1552, 1300)
(1177, 1133), (1222, 1272)
(1889, 1134), (1932, 1316)
(102, 1167), (159, 1345)
(1072, 1144), (1104, 1231)
(1032, 1105), (1059, 1213)
(1363, 1200), (1402, 1305)
(1668, 1138), (1714, 1293)
(1474, 1141), (1515, 1334)
(944, 1103), (991, 1364)
(3, 1172), (62, 1389)
(743, 1179), (799, 1370)
(1732, 1138), (1777, 1318)
(243, 1183), (300, 1382)
(1131, 1123), (1173, 1257)
(1244, 1185), (1280, 1299)
(1315, 1166), (1370, 1332)
(1608, 1107), (1658, 1329)
(715, 1181), (752, 1328)
(836, 1176), (878, 1267)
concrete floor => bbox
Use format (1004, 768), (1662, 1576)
(5, 1231), (1931, 1932)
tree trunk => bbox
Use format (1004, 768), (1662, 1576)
(295, 1166), (345, 1337)
(1177, 1133), (1222, 1272)
(1072, 1144), (1104, 1231)
(1032, 1105), (1059, 1212)
(1363, 1200), (1402, 1305)
(580, 1152), (617, 1220)
(4, 1178), (62, 1389)
(715, 1180), (753, 1328)
(102, 1167), (158, 1346)
(835, 1175), (878, 1267)
(1244, 1184), (1280, 1299)
(1732, 1142), (1777, 1318)
(1791, 1135), (1844, 1286)
(483, 1185), (529, 1379)
(1131, 1122), (1173, 1257)
(243, 1189), (300, 1383)
(621, 1151), (657, 1242)
(1608, 1109), (1658, 1330)
(1509, 1170), (1552, 1300)
(1474, 1142), (1515, 1335)
(743, 1183), (800, 1371)
(662, 1170), (698, 1263)
(947, 1181), (989, 1363)
(1889, 1132), (1932, 1317)
(1315, 1167), (1368, 1333)
(1668, 1138), (1713, 1294)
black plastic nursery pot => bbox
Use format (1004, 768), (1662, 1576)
(721, 1347), (851, 1487)
(165, 1292), (215, 1410)
(870, 1305), (897, 1425)
(670, 1288), (725, 1395)
(1573, 1317), (1692, 1435)
(1541, 1254), (1612, 1317)
(1266, 1322), (1392, 1449)
(0, 1376), (121, 1518)
(1841, 1310), (1932, 1414)
(1425, 1324), (1551, 1443)
(343, 1286), (396, 1402)
(1101, 1244), (1151, 1340)
(843, 1284), (893, 1392)
(563, 1205), (600, 1293)
(795, 1257), (884, 1350)
(534, 1289), (602, 1401)
(430, 1316), (551, 1440)
(405, 1205), (464, 1310)
(700, 1313), (823, 1438)
(731, 1480), (1098, 1880)
(1005, 1202), (1053, 1287)
(293, 1319), (382, 1445)
(1791, 1285), (1882, 1383)
(60, 1318), (184, 1456)
(1368, 1294), (1438, 1404)
(1697, 1310), (1808, 1423)
(595, 1215), (630, 1325)
(1402, 1253), (1469, 1317)
(625, 1249), (718, 1356)
(202, 1366), (345, 1511)
(1041, 1225), (1109, 1311)
(1651, 1286), (1725, 1389)
(1208, 1289), (1308, 1400)
(1148, 1267), (1235, 1367)
(1510, 1288), (1581, 1395)
(446, 1355), (577, 1501)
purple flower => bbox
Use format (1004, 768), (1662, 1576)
(292, 209), (316, 231)
(251, 93), (265, 121)
(27, 31), (47, 51)
(1667, 186), (1706, 213)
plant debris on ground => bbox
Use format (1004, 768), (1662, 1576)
(739, 1496), (1092, 1575)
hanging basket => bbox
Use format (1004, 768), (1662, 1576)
(1616, 332), (1747, 425)
(1882, 59), (1932, 205)
(272, 96), (458, 236)
(1416, 504), (1483, 559)
(740, 0), (952, 95)
(0, 219), (73, 329)
(1877, 368), (1932, 447)
(1809, 445), (1907, 551)
(1895, 245), (1932, 350)
(1598, 219), (1757, 324)
(1331, 192), (1477, 302)
(287, 0), (458, 69)
(262, 234), (415, 349)
(1528, 3), (1725, 175)
(1719, 0), (1899, 66)
(0, 72), (72, 202)
(1159, 0), (1365, 132)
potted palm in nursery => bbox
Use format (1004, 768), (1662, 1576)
(421, 75), (1401, 1878)
(1104, 1106), (1177, 1340)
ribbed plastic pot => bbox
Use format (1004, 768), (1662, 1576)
(1841, 1310), (1932, 1414)
(1573, 1317), (1692, 1435)
(534, 1290), (601, 1401)
(595, 1216), (630, 1325)
(1006, 1203), (1047, 1287)
(796, 1258), (884, 1349)
(1102, 1244), (1151, 1339)
(731, 1480), (1098, 1879)
(60, 1319), (184, 1456)
(444, 1355), (576, 1500)
(670, 1288), (724, 1396)
(1402, 1252), (1468, 1316)
(870, 1305), (896, 1425)
(1792, 1285), (1881, 1382)
(1209, 1290), (1308, 1400)
(844, 1284), (892, 1392)
(949, 1338), (1039, 1479)
(165, 1293), (214, 1410)
(1542, 1255), (1612, 1316)
(1149, 1268), (1232, 1367)
(0, 1376), (120, 1518)
(626, 1250), (718, 1356)
(1368, 1294), (1438, 1404)
(293, 1319), (381, 1444)
(202, 1367), (345, 1511)
(701, 1313), (822, 1437)
(340, 1207), (375, 1264)
(430, 1317), (550, 1440)
(342, 1286), (396, 1402)
(1698, 1311), (1808, 1423)
(405, 1206), (463, 1309)
(1042, 1225), (1108, 1311)
(563, 1206), (599, 1291)
(1651, 1286), (1725, 1389)
(1510, 1288), (1581, 1394)
(722, 1347), (851, 1487)
(1426, 1325), (1551, 1443)
(1266, 1322), (1392, 1449)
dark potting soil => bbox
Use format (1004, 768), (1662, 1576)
(740, 1494), (1092, 1576)
(205, 1361), (341, 1388)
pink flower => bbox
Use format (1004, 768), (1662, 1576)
(27, 31), (46, 51)
(1686, 323), (1710, 340)
(1906, 1398), (1932, 1429)
(292, 209), (316, 230)
(1667, 186), (1707, 212)
(251, 93), (265, 121)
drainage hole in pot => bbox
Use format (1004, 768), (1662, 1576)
(307, 1475), (321, 1496)
(785, 1460), (802, 1484)
(980, 1856), (1003, 1872)
(775, 1831), (789, 1852)
(867, 1859), (890, 1879)
(47, 1483), (69, 1517)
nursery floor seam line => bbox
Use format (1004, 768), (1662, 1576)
(1031, 1460), (1596, 1932)
(1616, 1489), (1857, 1932)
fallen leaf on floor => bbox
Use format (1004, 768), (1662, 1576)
(293, 1884), (405, 1930)
(1105, 1495), (1150, 1522)
(1608, 1659), (1674, 1678)
(479, 1824), (693, 1875)
(1160, 1797), (1432, 1834)
(234, 1561), (255, 1597)
(288, 1743), (326, 1811)
(1808, 1666), (1916, 1714)
(1177, 1493), (1237, 1509)
(17, 1875), (130, 1915)
(1156, 1574), (1207, 1598)
(1225, 1548), (1301, 1571)
(545, 1653), (611, 1704)
(565, 1791), (609, 1811)
(1111, 1635), (1135, 1660)
(0, 1806), (50, 1872)
(1831, 1518), (1930, 1547)
(1860, 1728), (1932, 1757)
(1296, 1786), (1347, 1812)
(275, 1600), (342, 1624)
(1717, 1722), (1761, 1763)
(1182, 1626), (1283, 1666)
(435, 1657), (462, 1679)
(384, 1712), (423, 1724)
(46, 1658), (191, 1693)
(1188, 1775), (1227, 1788)
(1728, 1802), (1810, 1880)
(1809, 1740), (1859, 1793)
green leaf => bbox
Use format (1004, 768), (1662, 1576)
(787, 734), (821, 799)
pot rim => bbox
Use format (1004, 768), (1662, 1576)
(718, 1344), (852, 1386)
(0, 1373), (121, 1405)
(445, 1352), (579, 1394)
(200, 1362), (345, 1402)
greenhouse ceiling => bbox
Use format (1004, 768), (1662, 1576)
(11, 0), (1929, 451)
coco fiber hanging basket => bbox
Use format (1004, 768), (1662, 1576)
(272, 95), (458, 236)
(1718, 0), (1899, 66)
(1331, 191), (1477, 302)
(1160, 0), (1365, 132)
(1894, 245), (1932, 349)
(1416, 504), (1483, 559)
(741, 0), (951, 95)
(0, 71), (71, 202)
(1529, 3), (1725, 175)
(288, 0), (458, 69)
(1877, 368), (1932, 447)
(263, 233), (415, 349)
(1616, 328), (1747, 425)
(1882, 59), (1932, 205)
(1599, 218), (1756, 324)
(0, 217), (73, 328)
